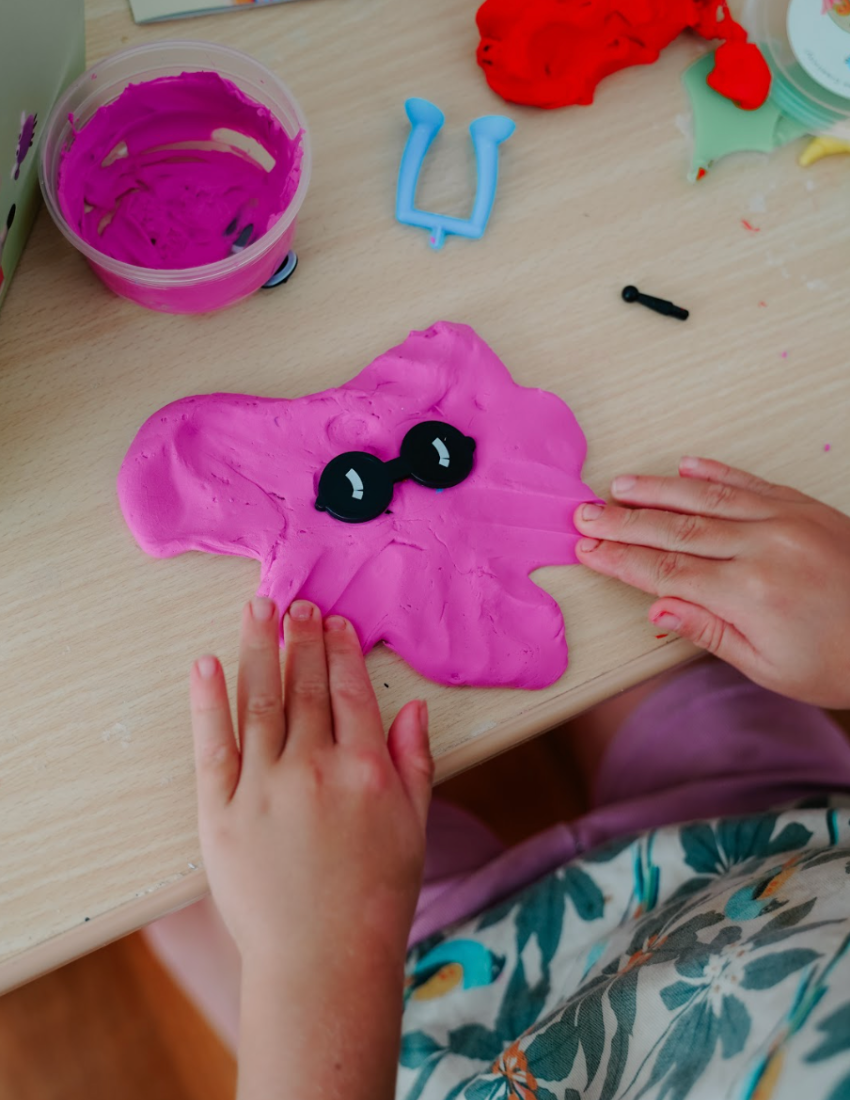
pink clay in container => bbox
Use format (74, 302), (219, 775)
(39, 41), (311, 313)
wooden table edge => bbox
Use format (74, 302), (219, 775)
(0, 638), (696, 993)
(434, 639), (698, 781)
(0, 872), (208, 996)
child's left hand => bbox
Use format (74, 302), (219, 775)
(190, 597), (432, 969)
(189, 598), (432, 1100)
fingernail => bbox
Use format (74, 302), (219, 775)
(324, 615), (348, 632)
(578, 538), (600, 553)
(581, 503), (604, 522)
(652, 612), (681, 631)
(197, 655), (218, 679)
(251, 597), (275, 621)
(679, 456), (700, 473)
(289, 600), (315, 621)
(612, 476), (636, 496)
(418, 700), (429, 734)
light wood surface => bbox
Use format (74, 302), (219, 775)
(1, 0), (848, 992)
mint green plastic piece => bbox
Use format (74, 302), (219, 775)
(683, 53), (809, 182)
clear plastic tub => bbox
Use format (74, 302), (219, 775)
(743, 0), (850, 137)
(39, 41), (312, 313)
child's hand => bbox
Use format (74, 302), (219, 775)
(189, 598), (432, 974)
(190, 598), (432, 1099)
(574, 456), (850, 708)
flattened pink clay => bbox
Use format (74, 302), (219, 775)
(118, 323), (597, 689)
(57, 70), (302, 269)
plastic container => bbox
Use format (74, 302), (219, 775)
(744, 0), (850, 137)
(39, 41), (311, 313)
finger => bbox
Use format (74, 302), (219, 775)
(678, 456), (810, 504)
(649, 598), (756, 669)
(237, 598), (285, 767)
(609, 473), (775, 521)
(323, 616), (384, 747)
(575, 537), (724, 602)
(573, 501), (742, 560)
(283, 600), (332, 751)
(387, 701), (433, 832)
(190, 655), (240, 814)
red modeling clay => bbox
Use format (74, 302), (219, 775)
(476, 0), (770, 111)
(707, 40), (772, 110)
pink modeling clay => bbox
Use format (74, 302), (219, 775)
(57, 71), (302, 269)
(118, 323), (597, 689)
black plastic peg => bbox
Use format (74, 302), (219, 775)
(622, 285), (689, 321)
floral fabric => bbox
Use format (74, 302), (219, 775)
(400, 801), (850, 1100)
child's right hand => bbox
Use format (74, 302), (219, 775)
(574, 456), (850, 708)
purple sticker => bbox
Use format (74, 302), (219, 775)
(12, 113), (38, 181)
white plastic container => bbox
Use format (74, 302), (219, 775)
(39, 41), (311, 313)
(744, 0), (850, 137)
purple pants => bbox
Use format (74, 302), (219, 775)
(411, 661), (850, 944)
(146, 661), (850, 1049)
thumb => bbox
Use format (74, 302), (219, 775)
(387, 700), (433, 831)
(650, 599), (754, 670)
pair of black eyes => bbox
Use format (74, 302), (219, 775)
(315, 421), (476, 523)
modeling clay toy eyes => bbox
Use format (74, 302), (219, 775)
(316, 421), (476, 523)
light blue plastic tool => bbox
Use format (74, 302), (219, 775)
(395, 98), (515, 250)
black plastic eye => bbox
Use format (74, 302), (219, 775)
(315, 452), (394, 523)
(400, 421), (476, 489)
(315, 420), (476, 523)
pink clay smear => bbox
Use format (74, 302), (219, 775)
(57, 70), (302, 269)
(118, 323), (597, 689)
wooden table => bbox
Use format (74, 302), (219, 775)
(1, 0), (848, 993)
